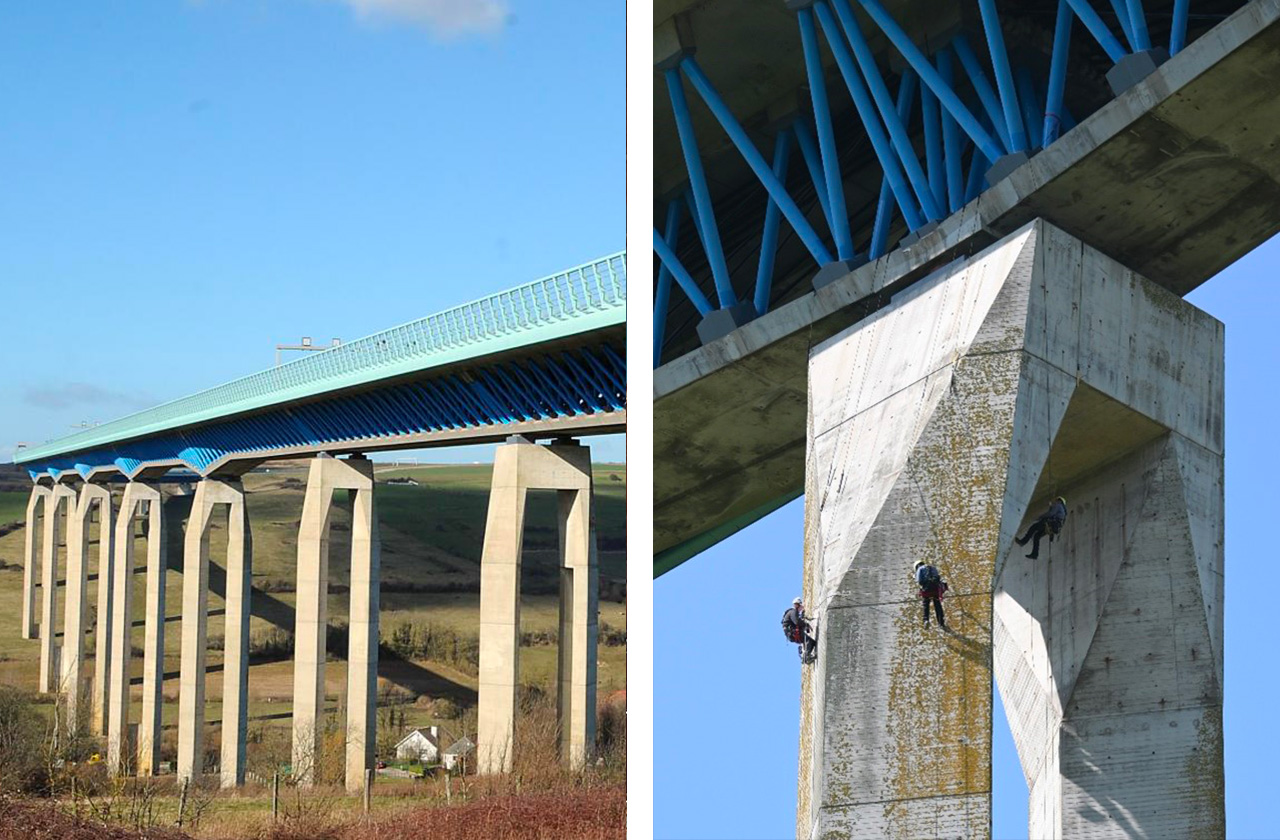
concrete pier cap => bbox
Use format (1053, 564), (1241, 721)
(799, 219), (1224, 839)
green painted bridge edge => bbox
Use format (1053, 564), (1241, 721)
(653, 487), (802, 578)
(17, 251), (626, 464)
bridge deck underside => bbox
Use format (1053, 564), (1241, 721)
(654, 0), (1280, 574)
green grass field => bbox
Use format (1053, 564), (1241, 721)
(0, 462), (625, 757)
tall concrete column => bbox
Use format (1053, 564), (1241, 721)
(106, 481), (165, 776)
(176, 478), (252, 787)
(478, 437), (597, 774)
(219, 481), (253, 789)
(39, 483), (76, 694)
(21, 485), (50, 641)
(62, 482), (113, 733)
(798, 220), (1224, 839)
(91, 487), (117, 736)
(137, 491), (169, 777)
(290, 455), (380, 792)
(555, 443), (598, 770)
(476, 444), (526, 776)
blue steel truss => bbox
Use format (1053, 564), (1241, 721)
(654, 0), (1196, 365)
(19, 251), (625, 466)
(27, 342), (625, 480)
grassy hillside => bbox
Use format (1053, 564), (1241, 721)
(0, 461), (626, 755)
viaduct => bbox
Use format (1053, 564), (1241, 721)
(653, 0), (1277, 836)
(13, 251), (626, 792)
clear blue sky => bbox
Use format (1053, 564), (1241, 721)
(0, 0), (624, 464)
(654, 235), (1279, 839)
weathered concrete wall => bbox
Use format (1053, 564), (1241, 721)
(800, 220), (1223, 839)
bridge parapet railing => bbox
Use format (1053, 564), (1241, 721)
(23, 251), (625, 458)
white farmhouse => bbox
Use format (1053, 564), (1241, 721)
(393, 726), (444, 763)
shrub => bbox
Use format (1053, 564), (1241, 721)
(0, 685), (47, 793)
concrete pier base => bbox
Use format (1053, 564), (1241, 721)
(477, 438), (598, 775)
(799, 220), (1224, 839)
(39, 483), (76, 694)
(62, 482), (113, 734)
(177, 478), (252, 787)
(106, 482), (167, 777)
(21, 485), (50, 641)
(289, 455), (380, 793)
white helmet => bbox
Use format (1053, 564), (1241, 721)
(793, 596), (803, 605)
(913, 560), (925, 572)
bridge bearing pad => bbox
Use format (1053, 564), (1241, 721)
(811, 257), (869, 292)
(696, 301), (758, 345)
(1107, 48), (1170, 95)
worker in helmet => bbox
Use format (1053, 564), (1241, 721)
(782, 597), (817, 663)
(913, 560), (948, 629)
(1015, 496), (1069, 559)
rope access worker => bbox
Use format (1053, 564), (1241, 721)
(782, 597), (817, 663)
(913, 560), (947, 629)
(1015, 496), (1068, 559)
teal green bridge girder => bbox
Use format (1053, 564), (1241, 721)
(17, 251), (625, 481)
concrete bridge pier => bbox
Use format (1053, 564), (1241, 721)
(39, 482), (77, 694)
(61, 481), (114, 735)
(177, 477), (252, 788)
(21, 484), (50, 641)
(290, 454), (380, 793)
(91, 486), (117, 736)
(799, 220), (1224, 839)
(106, 481), (169, 777)
(477, 436), (598, 775)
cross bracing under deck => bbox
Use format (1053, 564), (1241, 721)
(17, 252), (626, 480)
(652, 0), (1249, 366)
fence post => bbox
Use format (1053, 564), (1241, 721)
(272, 771), (279, 821)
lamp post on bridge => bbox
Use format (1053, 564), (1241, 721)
(275, 336), (341, 367)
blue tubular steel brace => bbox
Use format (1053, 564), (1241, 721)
(976, 0), (1028, 153)
(680, 57), (836, 266)
(921, 71), (945, 215)
(1108, 0), (1138, 50)
(1170, 0), (1190, 54)
(951, 33), (1014, 153)
(827, 0), (942, 222)
(870, 69), (918, 257)
(937, 48), (965, 212)
(792, 119), (834, 232)
(755, 128), (793, 316)
(851, 0), (1005, 166)
(1063, 0), (1129, 62)
(1044, 0), (1074, 147)
(1126, 0), (1152, 51)
(653, 200), (682, 367)
(1015, 67), (1042, 152)
(652, 227), (713, 317)
(665, 68), (737, 309)
(809, 2), (924, 231)
(682, 186), (708, 256)
(798, 7), (854, 260)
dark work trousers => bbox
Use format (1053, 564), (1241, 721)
(921, 588), (945, 626)
(1018, 518), (1061, 558)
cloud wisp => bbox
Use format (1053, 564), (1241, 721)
(335, 0), (510, 38)
(23, 382), (156, 413)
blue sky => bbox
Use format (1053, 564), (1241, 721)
(654, 235), (1279, 839)
(0, 0), (624, 463)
